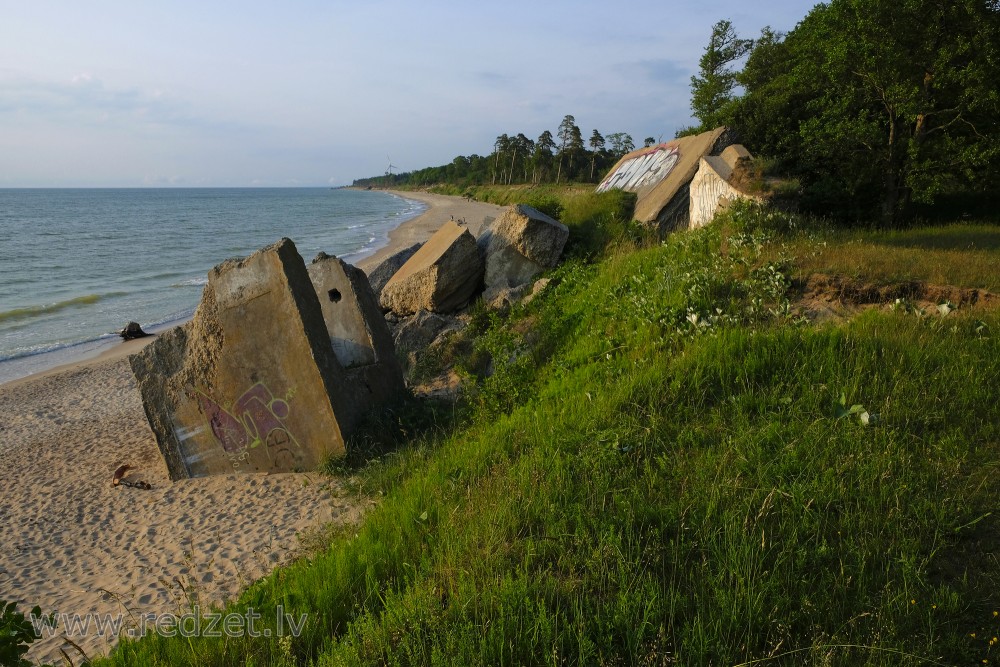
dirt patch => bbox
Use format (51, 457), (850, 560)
(792, 273), (998, 322)
(412, 369), (466, 401)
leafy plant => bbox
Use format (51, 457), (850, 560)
(834, 391), (878, 426)
(0, 600), (58, 667)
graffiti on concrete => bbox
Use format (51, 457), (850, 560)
(597, 144), (681, 194)
(196, 383), (301, 460)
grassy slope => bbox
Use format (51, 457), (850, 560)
(788, 222), (1000, 291)
(100, 205), (1000, 666)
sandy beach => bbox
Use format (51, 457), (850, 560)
(0, 190), (501, 663)
(356, 190), (504, 272)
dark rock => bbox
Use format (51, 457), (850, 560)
(120, 322), (151, 340)
(393, 310), (453, 353)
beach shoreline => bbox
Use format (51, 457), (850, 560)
(1, 190), (502, 389)
(0, 189), (504, 663)
(354, 189), (503, 272)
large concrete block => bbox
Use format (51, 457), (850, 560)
(484, 204), (568, 289)
(380, 221), (484, 315)
(130, 239), (350, 479)
(596, 127), (730, 230)
(365, 242), (423, 301)
(689, 145), (763, 228)
(307, 253), (405, 428)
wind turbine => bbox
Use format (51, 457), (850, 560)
(385, 155), (398, 177)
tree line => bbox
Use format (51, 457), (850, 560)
(687, 0), (1000, 223)
(358, 0), (999, 224)
(352, 116), (654, 189)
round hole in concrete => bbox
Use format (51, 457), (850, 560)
(328, 289), (342, 303)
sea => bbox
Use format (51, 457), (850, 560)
(0, 188), (425, 385)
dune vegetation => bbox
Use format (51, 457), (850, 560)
(85, 192), (1000, 666)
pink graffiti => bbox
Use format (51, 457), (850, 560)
(197, 383), (297, 454)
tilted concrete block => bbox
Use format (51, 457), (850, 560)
(379, 221), (483, 315)
(484, 204), (568, 289)
(364, 242), (423, 301)
(130, 238), (351, 479)
(596, 127), (730, 231)
(689, 145), (763, 229)
(307, 253), (405, 429)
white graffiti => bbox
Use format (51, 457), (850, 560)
(597, 144), (681, 194)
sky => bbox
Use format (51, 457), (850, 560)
(0, 1), (816, 187)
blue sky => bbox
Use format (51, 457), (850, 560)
(0, 1), (816, 187)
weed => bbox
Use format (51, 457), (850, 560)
(0, 600), (75, 667)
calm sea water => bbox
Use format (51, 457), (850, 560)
(0, 188), (424, 384)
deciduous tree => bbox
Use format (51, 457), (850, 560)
(731, 0), (1000, 222)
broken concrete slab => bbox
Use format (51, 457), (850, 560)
(130, 239), (350, 479)
(307, 253), (405, 429)
(720, 143), (753, 170)
(484, 204), (568, 290)
(522, 277), (551, 307)
(364, 242), (423, 301)
(689, 144), (763, 228)
(393, 309), (454, 353)
(380, 221), (484, 315)
(596, 127), (730, 231)
(482, 282), (533, 311)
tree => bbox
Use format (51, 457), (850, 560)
(513, 133), (535, 183)
(555, 114), (580, 183)
(606, 132), (635, 159)
(689, 19), (753, 131)
(492, 134), (510, 185)
(567, 124), (585, 179)
(588, 129), (605, 180)
(532, 130), (556, 184)
(643, 137), (656, 148)
(731, 0), (1000, 222)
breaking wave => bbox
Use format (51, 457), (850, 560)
(0, 294), (109, 325)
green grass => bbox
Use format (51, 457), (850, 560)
(97, 204), (1000, 666)
(787, 222), (1000, 290)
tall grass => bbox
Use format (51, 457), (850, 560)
(787, 222), (1000, 290)
(99, 204), (1000, 666)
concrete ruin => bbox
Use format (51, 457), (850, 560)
(689, 144), (763, 228)
(130, 239), (404, 480)
(596, 127), (731, 231)
(307, 252), (405, 427)
(379, 221), (483, 315)
(365, 242), (423, 301)
(484, 204), (569, 291)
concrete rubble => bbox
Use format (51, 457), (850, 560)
(484, 204), (569, 292)
(689, 144), (763, 228)
(596, 127), (732, 231)
(130, 238), (404, 480)
(392, 309), (459, 354)
(379, 221), (484, 315)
